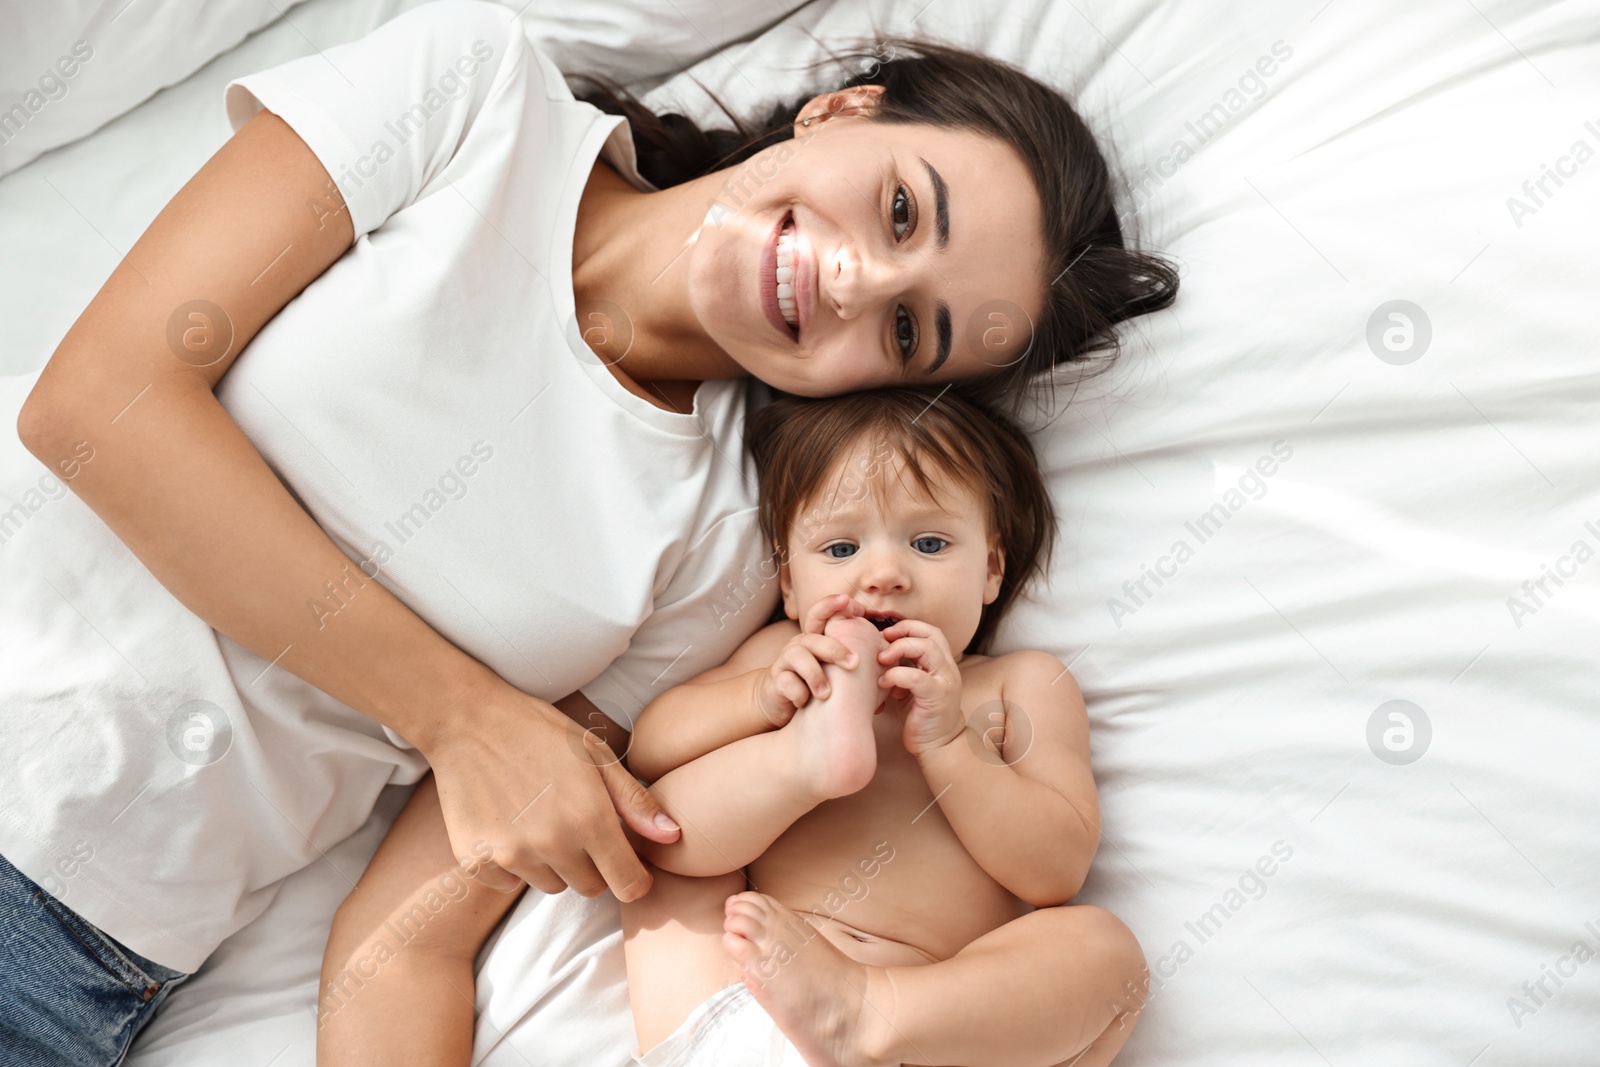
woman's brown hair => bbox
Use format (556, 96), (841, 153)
(568, 37), (1178, 414)
(745, 388), (1057, 654)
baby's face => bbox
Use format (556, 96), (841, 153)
(778, 439), (1003, 654)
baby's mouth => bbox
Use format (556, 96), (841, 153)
(864, 612), (902, 631)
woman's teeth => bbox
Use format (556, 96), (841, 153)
(777, 220), (798, 329)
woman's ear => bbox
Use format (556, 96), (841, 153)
(794, 84), (887, 134)
(983, 535), (1005, 605)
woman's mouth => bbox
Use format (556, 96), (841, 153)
(776, 219), (799, 329)
(761, 212), (804, 342)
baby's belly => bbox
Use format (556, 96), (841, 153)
(745, 719), (1028, 964)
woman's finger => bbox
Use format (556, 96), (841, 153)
(548, 848), (612, 899)
(583, 817), (657, 904)
(465, 857), (526, 894)
(571, 869), (612, 899)
(600, 756), (680, 844)
(489, 857), (563, 896)
(588, 764), (668, 902)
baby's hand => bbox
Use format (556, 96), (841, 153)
(756, 625), (862, 727)
(799, 592), (870, 635)
(877, 619), (965, 757)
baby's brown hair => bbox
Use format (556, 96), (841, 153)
(745, 388), (1057, 654)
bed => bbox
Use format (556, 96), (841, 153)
(3, 0), (1596, 1063)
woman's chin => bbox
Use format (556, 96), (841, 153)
(707, 327), (803, 389)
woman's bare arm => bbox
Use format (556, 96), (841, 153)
(18, 110), (452, 736)
(16, 110), (677, 900)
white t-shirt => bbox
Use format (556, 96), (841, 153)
(0, 0), (776, 973)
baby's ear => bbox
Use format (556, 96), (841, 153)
(778, 548), (799, 619)
(983, 534), (1005, 605)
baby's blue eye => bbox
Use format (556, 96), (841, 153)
(913, 537), (947, 554)
(825, 543), (857, 559)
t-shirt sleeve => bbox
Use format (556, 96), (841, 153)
(223, 0), (526, 240)
(579, 508), (779, 728)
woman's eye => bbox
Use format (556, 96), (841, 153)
(824, 543), (858, 559)
(889, 182), (919, 363)
(891, 183), (916, 241)
(894, 306), (918, 361)
(912, 537), (947, 554)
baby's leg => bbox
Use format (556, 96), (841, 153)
(620, 864), (747, 1054)
(723, 893), (1144, 1067)
(636, 616), (887, 877)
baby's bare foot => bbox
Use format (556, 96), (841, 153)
(722, 891), (897, 1067)
(792, 616), (886, 800)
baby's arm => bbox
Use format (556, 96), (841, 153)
(627, 594), (864, 781)
(881, 626), (1099, 907)
(629, 614), (889, 877)
(318, 771), (524, 1067)
(625, 621), (795, 782)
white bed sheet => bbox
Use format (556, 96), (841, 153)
(3, 0), (1596, 1064)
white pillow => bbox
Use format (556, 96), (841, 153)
(0, 0), (818, 177)
(0, 0), (318, 176)
(514, 0), (819, 93)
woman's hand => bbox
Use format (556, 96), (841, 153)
(755, 602), (864, 727)
(877, 619), (967, 757)
(422, 682), (681, 901)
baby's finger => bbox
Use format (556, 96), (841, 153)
(777, 672), (812, 710)
(879, 665), (933, 693)
(878, 617), (934, 641)
(798, 634), (857, 669)
(881, 620), (953, 659)
(782, 650), (831, 699)
(878, 636), (938, 668)
(802, 593), (864, 634)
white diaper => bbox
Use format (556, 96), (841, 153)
(632, 982), (809, 1067)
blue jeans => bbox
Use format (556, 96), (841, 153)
(0, 851), (191, 1066)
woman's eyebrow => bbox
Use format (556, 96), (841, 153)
(927, 304), (951, 373)
(918, 157), (950, 251)
(916, 157), (952, 373)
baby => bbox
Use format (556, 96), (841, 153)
(316, 387), (1145, 1067)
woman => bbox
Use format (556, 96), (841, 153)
(0, 1), (1175, 1061)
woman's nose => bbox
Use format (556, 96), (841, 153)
(826, 242), (898, 321)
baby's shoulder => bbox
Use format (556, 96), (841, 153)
(963, 649), (1079, 701)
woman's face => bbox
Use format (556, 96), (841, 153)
(684, 95), (1048, 397)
